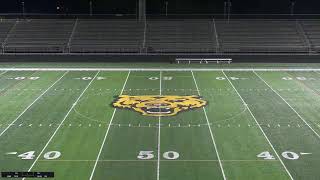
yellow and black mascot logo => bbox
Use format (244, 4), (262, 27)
(112, 95), (207, 117)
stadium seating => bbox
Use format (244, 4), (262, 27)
(301, 20), (320, 52)
(4, 19), (74, 53)
(0, 18), (319, 54)
(0, 20), (16, 52)
(145, 20), (217, 53)
(216, 20), (309, 53)
(70, 20), (144, 53)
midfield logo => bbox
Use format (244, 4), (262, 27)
(112, 95), (207, 117)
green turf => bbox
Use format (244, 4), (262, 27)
(0, 66), (320, 180)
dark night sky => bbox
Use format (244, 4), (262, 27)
(1, 0), (320, 14)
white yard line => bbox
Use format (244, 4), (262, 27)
(0, 68), (320, 72)
(157, 71), (162, 180)
(191, 71), (227, 180)
(0, 71), (68, 138)
(0, 71), (8, 76)
(254, 71), (320, 139)
(222, 70), (294, 180)
(89, 71), (131, 180)
(24, 71), (100, 177)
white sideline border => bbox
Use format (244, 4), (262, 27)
(1, 68), (320, 72)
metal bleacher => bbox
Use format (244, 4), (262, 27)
(216, 19), (309, 53)
(301, 20), (320, 53)
(0, 20), (16, 53)
(145, 19), (217, 53)
(70, 19), (144, 53)
(4, 19), (74, 53)
(0, 18), (319, 54)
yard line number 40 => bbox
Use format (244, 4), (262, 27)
(17, 151), (61, 160)
(257, 151), (300, 160)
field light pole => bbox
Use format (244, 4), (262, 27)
(223, 1), (227, 19)
(290, 1), (295, 15)
(227, 0), (231, 23)
(22, 1), (25, 17)
(165, 1), (168, 17)
(89, 1), (93, 16)
(138, 0), (146, 22)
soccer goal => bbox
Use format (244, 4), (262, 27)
(175, 58), (232, 64)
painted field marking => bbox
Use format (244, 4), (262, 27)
(0, 71), (68, 138)
(25, 71), (100, 176)
(254, 71), (320, 140)
(89, 71), (131, 180)
(38, 159), (279, 162)
(6, 152), (17, 155)
(157, 71), (162, 180)
(191, 71), (226, 180)
(222, 70), (294, 180)
(0, 71), (8, 77)
(1, 68), (320, 72)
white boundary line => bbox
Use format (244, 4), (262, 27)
(157, 71), (162, 180)
(254, 71), (320, 139)
(25, 71), (100, 176)
(89, 71), (131, 180)
(0, 71), (68, 138)
(222, 70), (294, 180)
(0, 68), (320, 72)
(39, 159), (278, 162)
(191, 71), (227, 180)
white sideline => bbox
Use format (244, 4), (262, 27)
(0, 71), (68, 138)
(0, 68), (320, 72)
(222, 70), (294, 180)
(191, 71), (227, 180)
(157, 71), (162, 180)
(254, 71), (320, 139)
(24, 71), (100, 177)
(89, 71), (131, 180)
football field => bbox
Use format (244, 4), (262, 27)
(0, 67), (320, 180)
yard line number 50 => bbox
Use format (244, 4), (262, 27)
(137, 151), (179, 160)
